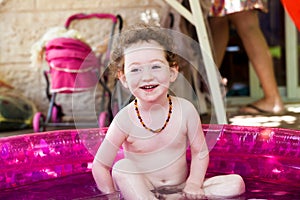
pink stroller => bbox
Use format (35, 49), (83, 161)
(33, 13), (122, 132)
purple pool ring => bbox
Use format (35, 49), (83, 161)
(0, 125), (299, 199)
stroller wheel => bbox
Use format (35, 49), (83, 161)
(98, 112), (108, 128)
(51, 104), (63, 123)
(33, 112), (46, 132)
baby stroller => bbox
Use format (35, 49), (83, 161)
(33, 13), (122, 132)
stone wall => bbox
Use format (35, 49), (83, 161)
(0, 0), (165, 118)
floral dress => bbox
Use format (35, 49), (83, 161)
(209, 0), (268, 16)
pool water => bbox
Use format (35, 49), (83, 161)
(0, 172), (299, 200)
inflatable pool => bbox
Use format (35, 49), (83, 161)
(0, 124), (299, 199)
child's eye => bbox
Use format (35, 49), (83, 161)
(152, 65), (162, 69)
(130, 68), (140, 73)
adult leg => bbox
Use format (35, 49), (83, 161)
(203, 174), (245, 198)
(229, 10), (284, 114)
(112, 159), (158, 200)
(208, 16), (230, 68)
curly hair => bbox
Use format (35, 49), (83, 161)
(110, 23), (178, 77)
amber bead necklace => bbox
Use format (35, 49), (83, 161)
(134, 94), (172, 133)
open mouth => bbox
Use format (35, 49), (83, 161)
(140, 84), (158, 90)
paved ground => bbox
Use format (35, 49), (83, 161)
(226, 102), (300, 130)
(200, 102), (300, 130)
(1, 102), (300, 138)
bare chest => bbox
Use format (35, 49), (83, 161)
(124, 122), (187, 154)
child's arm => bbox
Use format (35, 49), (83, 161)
(183, 102), (209, 198)
(92, 158), (116, 194)
(92, 120), (127, 194)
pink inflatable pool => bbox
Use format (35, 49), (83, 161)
(0, 124), (299, 199)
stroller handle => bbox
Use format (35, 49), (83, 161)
(65, 13), (122, 31)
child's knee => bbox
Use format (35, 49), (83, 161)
(231, 174), (245, 195)
(112, 159), (137, 178)
(223, 174), (245, 196)
(204, 174), (245, 197)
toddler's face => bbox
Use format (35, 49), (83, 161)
(119, 40), (178, 102)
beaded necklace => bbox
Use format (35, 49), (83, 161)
(134, 94), (172, 133)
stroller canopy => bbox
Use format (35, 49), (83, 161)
(45, 37), (99, 93)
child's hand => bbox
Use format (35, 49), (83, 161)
(182, 182), (206, 199)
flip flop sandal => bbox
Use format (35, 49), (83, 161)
(239, 104), (274, 115)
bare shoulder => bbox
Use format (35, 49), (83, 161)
(113, 102), (131, 120)
(111, 101), (135, 133)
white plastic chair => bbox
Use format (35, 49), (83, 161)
(164, 0), (227, 124)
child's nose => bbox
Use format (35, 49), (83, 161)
(142, 67), (154, 80)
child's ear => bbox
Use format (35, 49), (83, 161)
(117, 71), (128, 88)
(170, 65), (179, 82)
